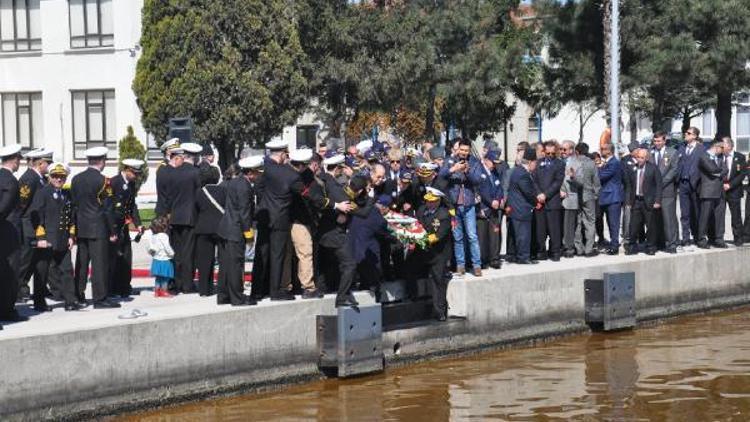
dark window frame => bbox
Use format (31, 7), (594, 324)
(70, 89), (116, 159)
(1, 91), (40, 149)
(296, 124), (319, 150)
(68, 0), (114, 49)
(0, 0), (41, 52)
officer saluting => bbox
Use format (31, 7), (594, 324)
(29, 163), (83, 312)
(0, 144), (29, 324)
(71, 146), (119, 308)
(109, 159), (145, 297)
(16, 147), (53, 302)
(217, 155), (264, 306)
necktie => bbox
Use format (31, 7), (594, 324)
(687, 146), (693, 156)
(638, 168), (644, 196)
(655, 151), (660, 164)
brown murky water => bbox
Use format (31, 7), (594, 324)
(119, 309), (750, 421)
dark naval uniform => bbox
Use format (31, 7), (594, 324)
(348, 204), (395, 293)
(194, 183), (226, 296)
(109, 173), (141, 296)
(16, 168), (47, 300)
(405, 203), (453, 320)
(216, 176), (255, 305)
(257, 161), (305, 300)
(166, 163), (201, 293)
(0, 167), (21, 320)
(29, 184), (79, 308)
(71, 167), (116, 303)
(154, 161), (170, 217)
(476, 164), (504, 268)
(317, 172), (357, 301)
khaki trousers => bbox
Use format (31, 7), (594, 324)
(290, 223), (315, 290)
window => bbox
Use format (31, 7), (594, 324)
(737, 106), (750, 154)
(528, 115), (540, 143)
(0, 0), (41, 52)
(68, 0), (113, 48)
(1, 92), (42, 148)
(71, 90), (116, 159)
(701, 109), (716, 140)
(296, 125), (318, 149)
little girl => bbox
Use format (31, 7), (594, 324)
(148, 217), (175, 297)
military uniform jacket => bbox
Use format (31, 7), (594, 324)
(166, 163), (201, 226)
(258, 161), (305, 231)
(154, 161), (170, 217)
(70, 167), (115, 239)
(16, 168), (47, 238)
(195, 184), (226, 235)
(111, 174), (141, 235)
(0, 167), (20, 255)
(411, 174), (452, 211)
(416, 204), (452, 264)
(291, 168), (327, 230)
(477, 164), (504, 217)
(217, 176), (254, 242)
(29, 184), (74, 251)
(317, 172), (349, 248)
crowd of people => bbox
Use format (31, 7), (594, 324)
(0, 125), (747, 328)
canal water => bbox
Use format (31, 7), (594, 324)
(119, 309), (750, 421)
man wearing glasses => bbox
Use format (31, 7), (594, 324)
(677, 127), (705, 249)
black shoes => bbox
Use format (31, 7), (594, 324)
(335, 294), (359, 308)
(435, 312), (447, 322)
(517, 259), (539, 265)
(646, 250), (656, 256)
(33, 302), (50, 313)
(0, 311), (30, 322)
(271, 292), (295, 301)
(696, 242), (710, 249)
(714, 242), (728, 249)
(302, 289), (324, 299)
(550, 256), (561, 262)
(93, 300), (121, 309)
(64, 303), (84, 311)
(605, 248), (618, 256)
(587, 250), (601, 257)
(231, 296), (257, 306)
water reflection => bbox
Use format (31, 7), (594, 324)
(119, 310), (750, 421)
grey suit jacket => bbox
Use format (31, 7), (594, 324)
(561, 155), (600, 209)
(650, 146), (680, 198)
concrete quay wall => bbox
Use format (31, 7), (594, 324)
(2, 248), (749, 420)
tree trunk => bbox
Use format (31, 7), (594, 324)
(218, 141), (235, 172)
(425, 83), (437, 142)
(578, 105), (585, 143)
(716, 89), (732, 139)
(602, 0), (612, 124)
(681, 106), (692, 136)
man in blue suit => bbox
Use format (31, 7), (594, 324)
(506, 147), (539, 264)
(677, 127), (705, 247)
(598, 143), (624, 255)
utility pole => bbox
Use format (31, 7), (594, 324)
(610, 0), (620, 155)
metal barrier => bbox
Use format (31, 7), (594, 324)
(585, 272), (636, 331)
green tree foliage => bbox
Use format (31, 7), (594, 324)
(538, 0), (750, 138)
(134, 0), (308, 169)
(117, 126), (148, 190)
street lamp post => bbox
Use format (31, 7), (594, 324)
(610, 0), (620, 155)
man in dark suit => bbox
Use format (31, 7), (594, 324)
(194, 164), (225, 296)
(109, 159), (144, 297)
(533, 141), (565, 261)
(165, 147), (201, 293)
(677, 127), (705, 246)
(721, 137), (746, 246)
(650, 131), (681, 253)
(216, 156), (263, 306)
(71, 147), (119, 308)
(15, 148), (52, 302)
(258, 140), (307, 301)
(625, 149), (663, 255)
(506, 147), (539, 264)
(597, 143), (624, 255)
(697, 140), (728, 248)
(476, 150), (504, 269)
(0, 144), (28, 324)
(348, 194), (397, 298)
(29, 163), (82, 312)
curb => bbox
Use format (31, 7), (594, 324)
(130, 268), (252, 282)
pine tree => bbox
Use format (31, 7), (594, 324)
(117, 126), (148, 190)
